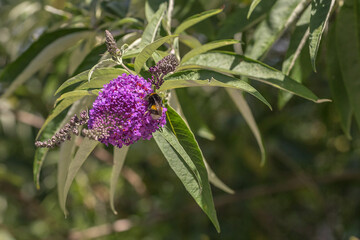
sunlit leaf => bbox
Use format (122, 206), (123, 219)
(279, 6), (310, 108)
(217, 0), (276, 39)
(247, 0), (263, 19)
(166, 104), (233, 194)
(174, 8), (223, 34)
(58, 136), (76, 214)
(179, 34), (202, 49)
(61, 138), (99, 216)
(226, 89), (266, 165)
(141, 2), (166, 45)
(36, 96), (84, 140)
(55, 90), (99, 105)
(182, 51), (321, 103)
(110, 146), (129, 214)
(162, 68), (271, 109)
(34, 99), (86, 188)
(0, 28), (92, 98)
(153, 124), (220, 232)
(180, 39), (239, 64)
(247, 0), (306, 60)
(309, 0), (335, 71)
(134, 35), (178, 73)
(55, 68), (128, 95)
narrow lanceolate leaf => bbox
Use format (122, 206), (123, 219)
(279, 6), (310, 109)
(247, 0), (308, 60)
(153, 126), (220, 232)
(141, 3), (167, 45)
(180, 39), (240, 64)
(166, 104), (233, 195)
(174, 8), (223, 34)
(175, 88), (215, 140)
(179, 34), (202, 49)
(34, 99), (86, 188)
(110, 146), (129, 214)
(36, 95), (84, 139)
(162, 69), (271, 109)
(247, 0), (263, 19)
(34, 148), (49, 189)
(217, 0), (277, 39)
(282, 6), (311, 75)
(61, 138), (99, 216)
(203, 158), (234, 194)
(55, 68), (128, 95)
(336, 0), (360, 130)
(309, 0), (335, 71)
(55, 90), (99, 105)
(58, 136), (76, 214)
(327, 23), (352, 138)
(159, 126), (203, 189)
(0, 28), (92, 98)
(182, 51), (321, 103)
(226, 89), (266, 165)
(134, 35), (178, 73)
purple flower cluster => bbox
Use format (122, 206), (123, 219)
(87, 73), (166, 148)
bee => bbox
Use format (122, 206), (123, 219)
(145, 93), (163, 120)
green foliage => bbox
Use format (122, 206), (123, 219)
(1, 0), (360, 239)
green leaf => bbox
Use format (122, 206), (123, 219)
(134, 35), (178, 73)
(164, 105), (220, 231)
(145, 0), (167, 22)
(179, 34), (202, 49)
(247, 0), (263, 19)
(327, 23), (352, 138)
(110, 146), (129, 214)
(203, 158), (234, 194)
(336, 0), (360, 130)
(34, 99), (86, 188)
(174, 8), (223, 34)
(141, 3), (167, 45)
(226, 89), (266, 165)
(33, 148), (49, 190)
(282, 6), (311, 75)
(309, 0), (335, 71)
(158, 126), (202, 189)
(72, 44), (107, 76)
(175, 88), (215, 140)
(153, 126), (220, 232)
(162, 68), (271, 109)
(279, 6), (310, 108)
(180, 39), (239, 64)
(55, 90), (99, 105)
(183, 51), (321, 103)
(166, 104), (233, 194)
(217, 0), (276, 39)
(247, 0), (307, 60)
(36, 96), (84, 140)
(55, 68), (128, 95)
(0, 28), (92, 98)
(58, 136), (76, 214)
(61, 138), (99, 216)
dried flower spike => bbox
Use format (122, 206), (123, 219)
(105, 30), (121, 60)
(35, 110), (89, 148)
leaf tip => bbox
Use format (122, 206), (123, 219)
(315, 98), (332, 103)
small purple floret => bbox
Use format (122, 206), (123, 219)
(88, 73), (166, 148)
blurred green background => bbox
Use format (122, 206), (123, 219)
(0, 0), (359, 239)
